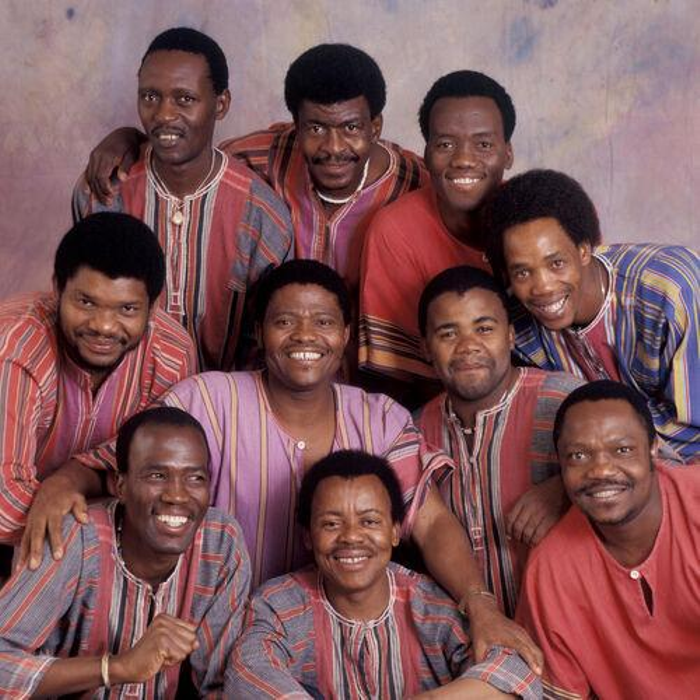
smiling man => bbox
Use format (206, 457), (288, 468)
(0, 407), (250, 698)
(360, 71), (515, 406)
(0, 212), (195, 548)
(228, 450), (540, 699)
(416, 266), (583, 617)
(73, 27), (293, 371)
(517, 380), (700, 699)
(485, 169), (699, 462)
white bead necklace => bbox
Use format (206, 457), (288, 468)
(315, 157), (370, 206)
(149, 148), (219, 227)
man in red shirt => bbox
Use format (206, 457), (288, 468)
(517, 380), (700, 699)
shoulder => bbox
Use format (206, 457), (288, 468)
(527, 368), (586, 396)
(0, 293), (59, 366)
(367, 186), (438, 237)
(219, 123), (294, 155)
(336, 383), (412, 424)
(658, 463), (700, 503)
(414, 393), (446, 430)
(147, 308), (194, 353)
(167, 370), (252, 401)
(253, 568), (314, 611)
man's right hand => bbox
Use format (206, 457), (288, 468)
(110, 614), (199, 684)
(18, 459), (103, 570)
(85, 127), (145, 205)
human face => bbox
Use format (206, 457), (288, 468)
(425, 96), (513, 222)
(558, 399), (657, 528)
(261, 284), (350, 393)
(116, 424), (210, 573)
(138, 50), (230, 174)
(306, 475), (400, 613)
(297, 97), (382, 198)
(503, 218), (593, 330)
(424, 288), (515, 410)
(58, 266), (150, 374)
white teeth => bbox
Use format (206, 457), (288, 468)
(158, 134), (179, 143)
(336, 556), (368, 564)
(157, 514), (188, 527)
(289, 351), (322, 361)
(450, 177), (480, 185)
(590, 489), (624, 499)
(539, 298), (567, 314)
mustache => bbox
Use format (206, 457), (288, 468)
(311, 154), (359, 165)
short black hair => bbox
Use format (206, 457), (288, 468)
(418, 265), (510, 337)
(55, 213), (165, 303)
(141, 26), (228, 95)
(297, 450), (406, 529)
(484, 169), (602, 283)
(254, 260), (352, 326)
(553, 380), (656, 451)
(418, 70), (516, 142)
(284, 43), (386, 119)
(116, 406), (210, 474)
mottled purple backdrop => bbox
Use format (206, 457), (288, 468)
(0, 0), (697, 296)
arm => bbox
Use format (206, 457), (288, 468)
(83, 127), (146, 205)
(506, 475), (569, 547)
(411, 489), (543, 674)
(226, 586), (313, 699)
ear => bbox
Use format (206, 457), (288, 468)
(421, 337), (432, 364)
(342, 324), (351, 350)
(302, 529), (313, 552)
(370, 113), (383, 141)
(215, 89), (231, 121)
(507, 323), (515, 350)
(504, 142), (514, 170)
(52, 276), (60, 296)
(391, 522), (400, 548)
(650, 437), (659, 461)
(113, 471), (126, 502)
(578, 241), (593, 267)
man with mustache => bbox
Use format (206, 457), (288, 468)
(0, 213), (195, 554)
(359, 71), (514, 407)
(517, 380), (700, 699)
(74, 27), (293, 371)
(0, 407), (250, 698)
(228, 450), (540, 699)
(416, 265), (583, 618)
(484, 169), (699, 462)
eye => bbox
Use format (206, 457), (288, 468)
(317, 316), (338, 327)
(145, 472), (166, 481)
(551, 259), (566, 270)
(433, 139), (454, 151)
(437, 329), (457, 340)
(616, 445), (633, 455)
(177, 94), (196, 106)
(187, 473), (208, 483)
(121, 304), (140, 315)
(274, 317), (293, 327)
(478, 140), (494, 150)
(309, 124), (325, 135)
(476, 325), (494, 334)
(511, 269), (529, 281)
(567, 450), (587, 462)
(345, 123), (361, 133)
(321, 520), (340, 530)
(362, 517), (380, 527)
(140, 91), (158, 103)
(79, 297), (95, 307)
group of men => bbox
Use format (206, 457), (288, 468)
(0, 23), (698, 700)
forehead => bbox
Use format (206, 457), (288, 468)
(504, 217), (577, 262)
(311, 474), (392, 512)
(428, 288), (507, 328)
(128, 423), (209, 468)
(429, 96), (505, 138)
(559, 399), (649, 445)
(266, 283), (343, 316)
(297, 95), (372, 124)
(139, 49), (212, 89)
(64, 267), (148, 300)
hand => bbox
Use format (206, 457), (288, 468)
(506, 476), (568, 548)
(467, 595), (543, 676)
(85, 127), (144, 204)
(110, 614), (199, 684)
(19, 468), (90, 570)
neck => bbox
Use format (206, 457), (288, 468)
(435, 199), (484, 249)
(152, 147), (215, 199)
(596, 475), (663, 568)
(573, 255), (606, 326)
(263, 372), (336, 429)
(324, 570), (391, 622)
(450, 366), (518, 430)
(119, 520), (179, 588)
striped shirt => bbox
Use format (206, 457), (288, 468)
(163, 370), (451, 587)
(0, 293), (195, 543)
(416, 368), (584, 618)
(513, 245), (700, 461)
(227, 562), (541, 699)
(359, 185), (491, 382)
(0, 501), (251, 699)
(73, 148), (294, 371)
(220, 122), (427, 290)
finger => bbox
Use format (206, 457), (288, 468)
(472, 637), (488, 663)
(506, 508), (528, 543)
(119, 149), (137, 179)
(47, 513), (66, 560)
(528, 515), (557, 547)
(71, 496), (90, 524)
(28, 515), (50, 570)
(513, 636), (544, 676)
(151, 613), (198, 633)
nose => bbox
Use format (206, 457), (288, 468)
(338, 520), (363, 543)
(455, 331), (482, 355)
(323, 127), (346, 155)
(451, 140), (478, 168)
(162, 476), (189, 503)
(586, 450), (617, 479)
(154, 97), (178, 124)
(290, 318), (317, 341)
(88, 308), (118, 336)
(530, 267), (557, 296)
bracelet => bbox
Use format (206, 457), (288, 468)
(458, 588), (497, 616)
(100, 653), (111, 688)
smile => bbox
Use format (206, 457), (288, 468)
(156, 514), (189, 528)
(288, 351), (323, 361)
(335, 555), (369, 564)
(531, 295), (569, 318)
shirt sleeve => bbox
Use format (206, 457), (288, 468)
(0, 518), (94, 698)
(189, 518), (252, 696)
(0, 360), (43, 542)
(516, 555), (588, 700)
(225, 587), (313, 699)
